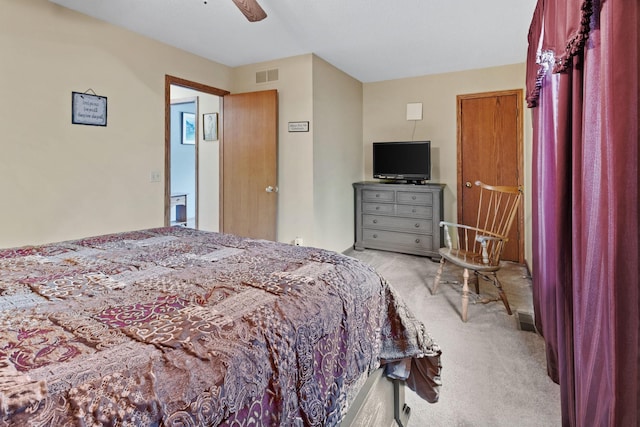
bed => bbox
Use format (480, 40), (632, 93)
(0, 227), (441, 426)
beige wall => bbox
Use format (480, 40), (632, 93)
(0, 0), (233, 248)
(312, 55), (363, 252)
(363, 64), (533, 263)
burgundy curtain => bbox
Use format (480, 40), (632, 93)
(526, 0), (639, 426)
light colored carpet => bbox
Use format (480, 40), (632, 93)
(345, 248), (561, 427)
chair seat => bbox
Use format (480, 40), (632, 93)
(438, 247), (501, 272)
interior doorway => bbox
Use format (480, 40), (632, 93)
(164, 76), (278, 240)
(457, 89), (524, 263)
(164, 75), (229, 231)
(169, 97), (197, 228)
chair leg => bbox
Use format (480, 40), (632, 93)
(461, 268), (469, 322)
(431, 257), (446, 295)
(492, 273), (512, 315)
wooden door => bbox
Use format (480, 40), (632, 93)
(457, 90), (524, 263)
(222, 90), (278, 240)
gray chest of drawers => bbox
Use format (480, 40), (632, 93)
(353, 181), (445, 258)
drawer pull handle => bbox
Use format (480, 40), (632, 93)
(415, 223), (420, 228)
(373, 234), (378, 239)
(373, 219), (378, 224)
(415, 239), (420, 244)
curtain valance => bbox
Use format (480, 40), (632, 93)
(525, 0), (594, 107)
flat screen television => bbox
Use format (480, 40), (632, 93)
(373, 141), (431, 183)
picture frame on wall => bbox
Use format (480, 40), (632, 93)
(71, 91), (107, 126)
(203, 113), (218, 141)
(182, 112), (196, 145)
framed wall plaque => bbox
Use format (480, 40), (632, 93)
(71, 91), (107, 126)
(288, 121), (309, 132)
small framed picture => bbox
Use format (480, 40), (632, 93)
(182, 112), (196, 145)
(72, 91), (107, 126)
(203, 113), (218, 141)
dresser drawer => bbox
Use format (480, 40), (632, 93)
(397, 191), (433, 205)
(396, 204), (432, 218)
(170, 195), (187, 206)
(363, 214), (432, 234)
(362, 189), (395, 203)
(362, 229), (433, 251)
(363, 203), (395, 215)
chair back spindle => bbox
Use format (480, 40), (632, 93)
(471, 181), (522, 264)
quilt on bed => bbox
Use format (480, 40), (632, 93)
(0, 227), (441, 426)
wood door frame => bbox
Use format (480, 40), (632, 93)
(164, 75), (230, 228)
(456, 89), (525, 263)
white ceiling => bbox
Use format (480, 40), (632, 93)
(49, 0), (537, 83)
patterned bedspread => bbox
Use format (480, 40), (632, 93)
(0, 227), (441, 426)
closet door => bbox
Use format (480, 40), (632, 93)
(457, 90), (524, 263)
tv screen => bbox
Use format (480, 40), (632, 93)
(373, 141), (431, 182)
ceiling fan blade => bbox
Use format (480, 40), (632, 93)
(231, 0), (267, 22)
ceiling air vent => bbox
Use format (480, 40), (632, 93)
(256, 68), (279, 84)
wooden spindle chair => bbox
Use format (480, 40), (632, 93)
(431, 181), (523, 322)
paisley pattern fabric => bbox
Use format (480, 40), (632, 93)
(0, 227), (441, 426)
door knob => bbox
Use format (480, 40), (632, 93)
(265, 186), (278, 193)
(465, 181), (472, 188)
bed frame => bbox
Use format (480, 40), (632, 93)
(341, 368), (411, 427)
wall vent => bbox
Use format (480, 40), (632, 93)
(515, 311), (537, 333)
(256, 68), (279, 84)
